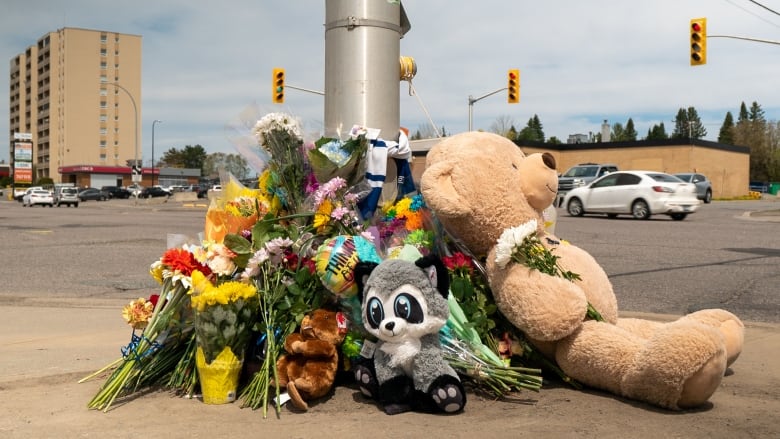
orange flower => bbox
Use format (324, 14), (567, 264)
(161, 248), (212, 278)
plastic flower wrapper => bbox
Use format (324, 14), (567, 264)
(376, 194), (434, 257)
(252, 112), (312, 214)
(495, 219), (603, 322)
(307, 133), (368, 188)
(189, 270), (259, 363)
(204, 172), (272, 244)
(220, 214), (324, 416)
(84, 246), (212, 411)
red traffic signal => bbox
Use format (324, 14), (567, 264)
(507, 69), (519, 104)
(690, 18), (707, 66)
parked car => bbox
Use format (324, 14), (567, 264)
(101, 186), (132, 199)
(22, 189), (54, 207)
(126, 184), (144, 197)
(556, 163), (619, 206)
(140, 186), (171, 198)
(562, 170), (701, 221)
(54, 187), (79, 207)
(15, 186), (44, 202)
(78, 187), (109, 201)
(673, 173), (713, 204)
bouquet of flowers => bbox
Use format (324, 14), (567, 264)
(189, 270), (259, 404)
(84, 247), (211, 411)
(495, 218), (602, 321)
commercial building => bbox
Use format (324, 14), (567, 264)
(8, 27), (142, 185)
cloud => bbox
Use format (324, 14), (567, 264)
(2, 0), (779, 164)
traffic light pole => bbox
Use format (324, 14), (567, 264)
(285, 85), (325, 96)
(708, 35), (780, 46)
(468, 88), (507, 132)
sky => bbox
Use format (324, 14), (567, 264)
(2, 0), (780, 167)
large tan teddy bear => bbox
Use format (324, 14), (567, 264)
(420, 131), (744, 410)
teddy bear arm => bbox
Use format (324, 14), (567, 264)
(297, 339), (338, 357)
(283, 333), (305, 353)
(488, 260), (588, 341)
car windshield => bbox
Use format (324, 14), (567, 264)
(63, 188), (78, 194)
(674, 174), (692, 182)
(648, 173), (684, 183)
(563, 167), (598, 178)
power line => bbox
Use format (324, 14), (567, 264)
(724, 0), (780, 29)
(746, 0), (780, 17)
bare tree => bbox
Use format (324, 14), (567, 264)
(489, 115), (517, 138)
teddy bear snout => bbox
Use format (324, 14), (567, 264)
(542, 152), (556, 171)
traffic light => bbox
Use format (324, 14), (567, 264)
(507, 69), (519, 104)
(690, 18), (707, 66)
(272, 68), (285, 103)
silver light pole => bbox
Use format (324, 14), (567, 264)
(152, 120), (162, 186)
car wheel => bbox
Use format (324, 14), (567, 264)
(74, 203), (79, 208)
(606, 213), (618, 219)
(567, 198), (585, 217)
(631, 200), (651, 220)
(670, 213), (688, 221)
(704, 189), (712, 204)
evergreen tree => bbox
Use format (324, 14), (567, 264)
(672, 107), (706, 139)
(611, 122), (626, 141)
(516, 114), (545, 142)
(625, 118), (638, 141)
(718, 112), (735, 144)
(738, 102), (749, 123)
(748, 101), (765, 122)
(646, 122), (669, 140)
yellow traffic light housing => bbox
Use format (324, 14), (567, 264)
(272, 68), (285, 103)
(507, 69), (519, 103)
(690, 18), (707, 66)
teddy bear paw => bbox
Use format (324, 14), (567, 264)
(430, 380), (465, 413)
(354, 364), (378, 399)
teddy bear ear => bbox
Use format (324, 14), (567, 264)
(420, 161), (472, 217)
(353, 261), (379, 303)
(414, 255), (450, 299)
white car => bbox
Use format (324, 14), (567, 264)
(562, 170), (701, 220)
(22, 189), (54, 207)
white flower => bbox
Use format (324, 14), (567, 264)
(252, 112), (302, 145)
(494, 219), (538, 269)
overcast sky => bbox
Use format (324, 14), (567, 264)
(3, 0), (780, 166)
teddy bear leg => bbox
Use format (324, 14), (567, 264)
(428, 375), (466, 414)
(621, 320), (727, 410)
(286, 382), (309, 411)
(679, 309), (744, 367)
(354, 363), (379, 399)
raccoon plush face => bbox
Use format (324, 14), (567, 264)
(355, 256), (450, 344)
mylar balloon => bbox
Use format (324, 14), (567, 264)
(316, 235), (381, 298)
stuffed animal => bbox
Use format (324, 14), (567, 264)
(353, 255), (466, 415)
(275, 308), (346, 410)
(420, 131), (744, 410)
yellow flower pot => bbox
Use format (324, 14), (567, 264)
(195, 346), (243, 404)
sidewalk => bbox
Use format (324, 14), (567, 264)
(1, 303), (778, 438)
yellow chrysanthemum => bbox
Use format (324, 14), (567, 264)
(314, 199), (334, 231)
(149, 261), (164, 285)
(394, 197), (412, 217)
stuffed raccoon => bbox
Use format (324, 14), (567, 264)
(353, 255), (465, 415)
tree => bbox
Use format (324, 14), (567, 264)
(203, 152), (250, 180)
(516, 114), (545, 142)
(625, 118), (638, 141)
(547, 136), (562, 145)
(160, 144), (208, 171)
(646, 122), (669, 140)
(732, 101), (771, 181)
(672, 107), (706, 140)
(718, 112), (735, 144)
(489, 115), (517, 139)
(611, 122), (626, 141)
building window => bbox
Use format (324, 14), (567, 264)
(100, 153), (107, 160)
(100, 89), (107, 96)
(100, 62), (107, 69)
(100, 48), (107, 56)
(100, 75), (107, 83)
(100, 128), (107, 135)
(100, 34), (107, 43)
(100, 101), (107, 109)
(100, 115), (107, 122)
(100, 140), (107, 147)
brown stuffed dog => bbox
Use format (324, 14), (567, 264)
(420, 131), (744, 410)
(276, 309), (346, 411)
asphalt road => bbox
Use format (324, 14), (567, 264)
(1, 197), (778, 323)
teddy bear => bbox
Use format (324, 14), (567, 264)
(419, 131), (744, 410)
(352, 255), (466, 415)
(275, 308), (347, 411)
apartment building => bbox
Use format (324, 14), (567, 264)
(8, 27), (141, 184)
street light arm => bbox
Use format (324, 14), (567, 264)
(468, 87), (509, 131)
(106, 82), (139, 167)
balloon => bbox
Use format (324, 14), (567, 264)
(316, 235), (381, 298)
